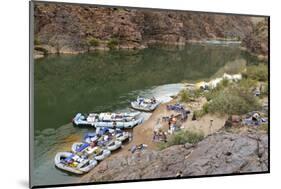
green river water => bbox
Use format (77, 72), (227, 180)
(32, 44), (262, 186)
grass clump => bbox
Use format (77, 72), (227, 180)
(193, 110), (205, 118)
(34, 37), (41, 46)
(107, 38), (119, 49)
(87, 37), (100, 47)
(179, 89), (202, 102)
(243, 64), (268, 82)
(261, 82), (268, 96)
(179, 89), (191, 102)
(158, 130), (204, 150)
(258, 123), (268, 133)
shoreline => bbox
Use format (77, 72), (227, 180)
(33, 39), (267, 60)
(79, 88), (228, 181)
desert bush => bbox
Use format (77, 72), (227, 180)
(221, 78), (230, 88)
(158, 130), (204, 150)
(34, 37), (41, 46)
(193, 88), (203, 98)
(259, 123), (268, 133)
(261, 82), (269, 96)
(107, 38), (119, 49)
(179, 89), (191, 102)
(238, 78), (257, 89)
(179, 89), (203, 102)
(87, 37), (100, 47)
(193, 110), (205, 118)
(168, 130), (204, 145)
(243, 64), (268, 82)
(205, 85), (260, 115)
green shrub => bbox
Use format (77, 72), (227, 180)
(243, 64), (268, 82)
(202, 103), (209, 114)
(259, 123), (268, 133)
(193, 110), (205, 118)
(179, 89), (202, 102)
(193, 89), (203, 98)
(204, 87), (220, 101)
(158, 130), (204, 150)
(261, 82), (269, 96)
(206, 85), (261, 115)
(238, 78), (257, 89)
(179, 89), (190, 102)
(221, 78), (229, 88)
(157, 143), (169, 150)
(34, 37), (41, 46)
(107, 38), (119, 49)
(87, 37), (100, 47)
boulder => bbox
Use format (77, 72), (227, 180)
(81, 131), (268, 182)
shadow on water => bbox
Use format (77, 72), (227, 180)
(32, 44), (262, 186)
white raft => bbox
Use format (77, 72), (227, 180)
(116, 131), (130, 142)
(54, 152), (98, 174)
(72, 142), (91, 154)
(73, 112), (143, 128)
(92, 147), (111, 161)
(131, 97), (160, 112)
(106, 140), (122, 151)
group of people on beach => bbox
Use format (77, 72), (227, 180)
(153, 130), (167, 142)
(152, 104), (190, 143)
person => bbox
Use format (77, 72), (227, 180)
(168, 118), (171, 129)
(153, 130), (157, 141)
(192, 113), (196, 121)
(252, 112), (260, 121)
(138, 97), (144, 105)
(162, 132), (167, 142)
(130, 145), (137, 154)
(113, 121), (117, 129)
(181, 111), (188, 121)
(95, 127), (100, 135)
(104, 135), (109, 141)
(172, 116), (177, 127)
(90, 141), (97, 148)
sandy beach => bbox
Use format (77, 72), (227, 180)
(79, 94), (228, 178)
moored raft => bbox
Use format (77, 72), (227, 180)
(72, 112), (143, 128)
(105, 140), (122, 151)
(131, 97), (160, 112)
(116, 131), (130, 142)
(54, 152), (98, 174)
(92, 147), (111, 161)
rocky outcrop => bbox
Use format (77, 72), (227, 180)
(242, 18), (269, 57)
(34, 2), (258, 54)
(81, 130), (268, 182)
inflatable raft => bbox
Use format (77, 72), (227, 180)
(84, 133), (100, 144)
(106, 140), (122, 151)
(54, 152), (98, 174)
(131, 97), (160, 112)
(116, 131), (130, 142)
(71, 142), (90, 154)
(73, 112), (143, 128)
(92, 147), (111, 161)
